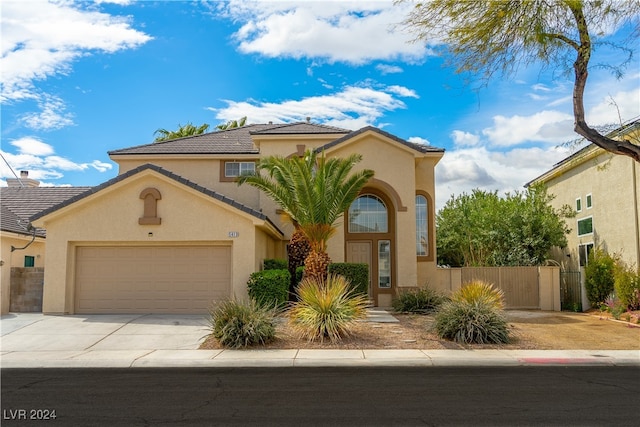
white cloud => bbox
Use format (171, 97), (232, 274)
(586, 87), (640, 126)
(20, 95), (74, 130)
(387, 85), (418, 98)
(210, 84), (412, 129)
(450, 130), (480, 147)
(376, 64), (403, 75)
(219, 1), (430, 65)
(1, 1), (151, 129)
(435, 145), (571, 210)
(482, 110), (575, 146)
(408, 136), (430, 145)
(1, 137), (113, 183)
(10, 137), (55, 156)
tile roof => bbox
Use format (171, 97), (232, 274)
(250, 122), (351, 135)
(1, 187), (91, 237)
(108, 122), (349, 156)
(29, 164), (283, 237)
(315, 126), (445, 154)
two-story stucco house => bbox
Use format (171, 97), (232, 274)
(17, 122), (444, 314)
(527, 119), (640, 270)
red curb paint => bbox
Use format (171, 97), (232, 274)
(519, 358), (607, 364)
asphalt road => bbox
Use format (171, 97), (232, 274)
(2, 366), (638, 426)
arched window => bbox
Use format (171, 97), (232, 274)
(348, 195), (388, 233)
(416, 194), (428, 256)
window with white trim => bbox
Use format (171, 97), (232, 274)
(579, 243), (594, 267)
(586, 194), (592, 209)
(225, 161), (255, 177)
(576, 197), (582, 212)
(577, 216), (593, 236)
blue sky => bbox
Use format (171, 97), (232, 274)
(1, 0), (639, 209)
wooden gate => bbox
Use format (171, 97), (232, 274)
(461, 267), (540, 309)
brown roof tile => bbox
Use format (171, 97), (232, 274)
(1, 187), (91, 237)
(316, 126), (445, 154)
(108, 123), (351, 156)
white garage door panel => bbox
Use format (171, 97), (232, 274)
(75, 246), (231, 314)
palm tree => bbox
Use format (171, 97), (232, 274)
(154, 123), (210, 142)
(216, 116), (247, 131)
(238, 150), (374, 282)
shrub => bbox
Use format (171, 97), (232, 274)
(454, 281), (505, 310)
(584, 249), (616, 307)
(392, 286), (445, 314)
(434, 300), (510, 344)
(433, 282), (509, 344)
(208, 299), (277, 349)
(247, 269), (290, 308)
(614, 263), (640, 310)
(328, 263), (369, 295)
(288, 274), (368, 342)
(263, 258), (288, 270)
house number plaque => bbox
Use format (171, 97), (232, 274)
(228, 231), (239, 238)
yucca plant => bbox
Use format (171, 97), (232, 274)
(208, 299), (277, 349)
(434, 299), (510, 344)
(454, 281), (505, 310)
(433, 280), (510, 344)
(288, 274), (368, 342)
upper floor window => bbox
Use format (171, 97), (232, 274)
(577, 216), (593, 236)
(416, 195), (429, 256)
(24, 256), (35, 267)
(586, 194), (592, 209)
(348, 195), (388, 233)
(225, 161), (255, 178)
(576, 197), (582, 212)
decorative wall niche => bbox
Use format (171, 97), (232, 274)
(139, 187), (162, 225)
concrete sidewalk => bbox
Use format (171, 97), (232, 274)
(2, 313), (639, 369)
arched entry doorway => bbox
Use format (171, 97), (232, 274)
(345, 188), (395, 306)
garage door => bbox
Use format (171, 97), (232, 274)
(75, 246), (231, 314)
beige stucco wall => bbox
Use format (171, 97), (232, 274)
(32, 170), (278, 314)
(0, 233), (46, 314)
(544, 150), (640, 269)
(116, 157), (262, 209)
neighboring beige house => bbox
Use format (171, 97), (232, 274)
(0, 174), (89, 314)
(4, 122), (444, 314)
(527, 120), (640, 270)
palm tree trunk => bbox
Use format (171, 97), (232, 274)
(304, 249), (331, 283)
(287, 228), (310, 300)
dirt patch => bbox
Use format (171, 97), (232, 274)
(199, 310), (640, 351)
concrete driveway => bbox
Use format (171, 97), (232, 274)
(1, 313), (209, 353)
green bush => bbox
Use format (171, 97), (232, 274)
(328, 263), (369, 295)
(614, 263), (640, 310)
(584, 249), (616, 307)
(208, 299), (277, 349)
(247, 269), (290, 308)
(392, 287), (445, 313)
(288, 274), (368, 342)
(263, 258), (288, 270)
(434, 300), (510, 344)
(454, 281), (505, 310)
